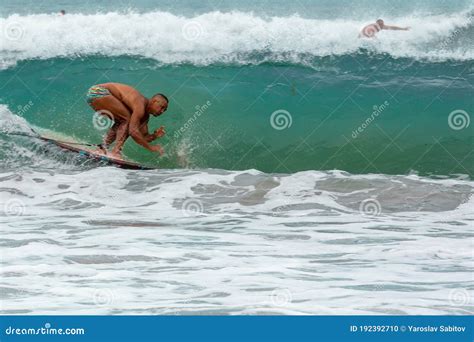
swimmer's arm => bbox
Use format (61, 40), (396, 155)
(384, 25), (410, 31)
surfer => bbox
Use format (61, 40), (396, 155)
(359, 19), (410, 38)
(86, 83), (168, 159)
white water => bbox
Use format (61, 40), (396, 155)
(1, 165), (473, 314)
(0, 9), (472, 69)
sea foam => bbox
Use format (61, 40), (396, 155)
(0, 10), (472, 69)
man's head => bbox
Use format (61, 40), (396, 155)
(147, 93), (169, 117)
(376, 19), (384, 28)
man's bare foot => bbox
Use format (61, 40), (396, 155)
(108, 151), (123, 160)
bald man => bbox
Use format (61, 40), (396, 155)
(86, 82), (168, 159)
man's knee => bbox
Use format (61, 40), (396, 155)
(116, 121), (129, 133)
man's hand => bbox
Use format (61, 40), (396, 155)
(149, 144), (165, 155)
(154, 126), (166, 139)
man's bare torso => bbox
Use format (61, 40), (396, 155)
(98, 82), (150, 123)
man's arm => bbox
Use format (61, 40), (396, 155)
(139, 122), (164, 142)
(383, 25), (410, 31)
(128, 107), (164, 154)
(139, 121), (153, 142)
(129, 109), (154, 150)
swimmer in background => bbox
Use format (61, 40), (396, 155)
(359, 19), (410, 38)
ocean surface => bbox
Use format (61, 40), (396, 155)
(0, 0), (473, 315)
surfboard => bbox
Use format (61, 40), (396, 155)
(39, 135), (156, 170)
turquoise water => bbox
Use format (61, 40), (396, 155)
(1, 54), (473, 174)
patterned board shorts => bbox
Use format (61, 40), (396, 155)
(86, 85), (111, 104)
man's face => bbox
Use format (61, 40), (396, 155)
(148, 98), (168, 117)
(376, 19), (384, 27)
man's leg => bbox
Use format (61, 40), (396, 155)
(89, 95), (131, 157)
(90, 95), (131, 122)
(109, 121), (129, 158)
(103, 122), (119, 146)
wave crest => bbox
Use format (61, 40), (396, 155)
(0, 10), (472, 67)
